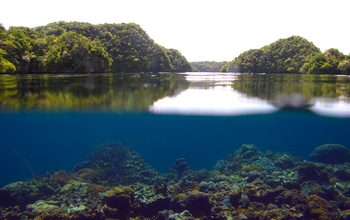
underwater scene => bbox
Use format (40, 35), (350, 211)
(1, 72), (350, 219)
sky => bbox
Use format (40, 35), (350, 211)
(1, 0), (349, 62)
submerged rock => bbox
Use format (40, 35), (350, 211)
(154, 179), (167, 195)
(102, 186), (132, 219)
(297, 162), (331, 183)
(309, 144), (350, 165)
(184, 191), (211, 217)
(1, 179), (55, 209)
(273, 154), (296, 169)
(238, 144), (263, 160)
(254, 157), (281, 173)
(0, 188), (16, 207)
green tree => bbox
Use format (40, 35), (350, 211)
(166, 48), (192, 72)
(300, 53), (328, 74)
(1, 21), (195, 73)
(0, 24), (17, 73)
(300, 49), (346, 74)
(338, 59), (350, 74)
(42, 32), (112, 73)
(38, 22), (191, 73)
(191, 61), (228, 72)
(1, 27), (39, 72)
(0, 52), (16, 73)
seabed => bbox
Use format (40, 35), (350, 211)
(1, 141), (350, 220)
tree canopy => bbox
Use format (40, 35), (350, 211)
(300, 48), (350, 74)
(221, 36), (322, 73)
(191, 61), (228, 72)
(0, 22), (193, 73)
(221, 36), (350, 74)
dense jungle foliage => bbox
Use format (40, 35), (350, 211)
(191, 61), (228, 72)
(221, 36), (350, 74)
(0, 21), (193, 73)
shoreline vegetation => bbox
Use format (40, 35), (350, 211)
(1, 21), (349, 74)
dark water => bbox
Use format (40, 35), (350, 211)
(1, 72), (350, 187)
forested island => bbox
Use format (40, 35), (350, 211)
(0, 21), (193, 73)
(1, 22), (350, 75)
(191, 61), (228, 72)
(221, 36), (350, 74)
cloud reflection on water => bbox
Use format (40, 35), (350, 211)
(149, 86), (278, 116)
(150, 72), (350, 117)
(309, 97), (350, 117)
(149, 87), (350, 117)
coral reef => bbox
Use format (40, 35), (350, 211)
(72, 140), (161, 186)
(47, 170), (77, 186)
(2, 142), (350, 219)
(309, 144), (350, 164)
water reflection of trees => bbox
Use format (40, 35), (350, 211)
(231, 74), (350, 101)
(1, 73), (349, 111)
(0, 73), (190, 111)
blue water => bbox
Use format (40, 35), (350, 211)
(1, 109), (349, 187)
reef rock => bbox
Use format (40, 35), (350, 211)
(102, 186), (132, 219)
(297, 162), (331, 183)
(309, 144), (350, 165)
(0, 188), (16, 207)
(238, 144), (262, 160)
(1, 179), (55, 209)
(184, 191), (211, 217)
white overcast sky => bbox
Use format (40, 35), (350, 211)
(1, 0), (349, 62)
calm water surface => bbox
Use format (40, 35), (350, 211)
(1, 72), (350, 187)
